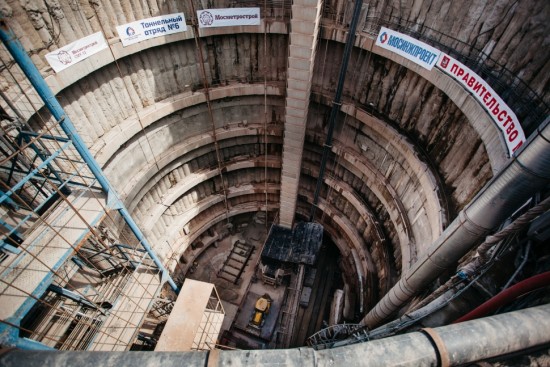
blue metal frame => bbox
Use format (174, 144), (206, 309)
(21, 135), (67, 186)
(4, 132), (68, 186)
(0, 22), (179, 293)
(47, 284), (99, 310)
(1, 165), (97, 190)
(0, 324), (54, 350)
(0, 140), (73, 254)
(0, 219), (23, 253)
(0, 141), (71, 207)
(0, 173), (82, 257)
(0, 189), (20, 210)
(18, 132), (70, 143)
(0, 196), (105, 348)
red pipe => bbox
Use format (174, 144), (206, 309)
(454, 271), (550, 323)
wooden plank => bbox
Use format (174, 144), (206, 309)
(155, 279), (214, 351)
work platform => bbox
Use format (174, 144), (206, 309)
(0, 190), (106, 322)
(155, 279), (224, 351)
(89, 269), (161, 351)
(261, 222), (323, 266)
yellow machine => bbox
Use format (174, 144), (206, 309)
(249, 294), (271, 328)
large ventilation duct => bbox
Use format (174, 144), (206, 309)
(2, 304), (549, 366)
(362, 117), (550, 328)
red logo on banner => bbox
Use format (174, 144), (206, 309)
(441, 55), (450, 68)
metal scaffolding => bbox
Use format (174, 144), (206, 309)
(0, 22), (178, 351)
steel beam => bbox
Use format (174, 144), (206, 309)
(0, 21), (179, 293)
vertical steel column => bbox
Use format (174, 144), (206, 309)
(0, 21), (179, 293)
(310, 0), (365, 221)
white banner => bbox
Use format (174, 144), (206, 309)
(197, 8), (260, 28)
(375, 27), (440, 70)
(437, 53), (526, 155)
(45, 32), (108, 73)
(116, 13), (187, 47)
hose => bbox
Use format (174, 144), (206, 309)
(454, 271), (550, 323)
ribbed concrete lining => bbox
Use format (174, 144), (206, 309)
(0, 1), (547, 357)
(363, 120), (550, 328)
(7, 23), (502, 264)
(324, 29), (509, 172)
(4, 20), (507, 176)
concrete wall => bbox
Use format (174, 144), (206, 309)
(1, 0), (547, 318)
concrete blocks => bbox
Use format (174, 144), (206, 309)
(286, 89), (308, 101)
(286, 78), (309, 91)
(289, 44), (316, 59)
(291, 5), (320, 21)
(288, 68), (312, 82)
(286, 97), (307, 109)
(290, 20), (317, 35)
(290, 33), (315, 48)
(288, 57), (313, 71)
(280, 0), (323, 227)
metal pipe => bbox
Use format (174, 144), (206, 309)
(351, 248), (364, 314)
(410, 196), (550, 315)
(2, 304), (550, 366)
(320, 303), (550, 367)
(310, 1), (366, 221)
(366, 285), (461, 340)
(0, 21), (179, 293)
(362, 116), (550, 328)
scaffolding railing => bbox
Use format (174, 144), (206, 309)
(0, 23), (175, 351)
(191, 287), (226, 351)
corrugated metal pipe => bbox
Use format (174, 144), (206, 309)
(362, 116), (550, 328)
(1, 304), (549, 366)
